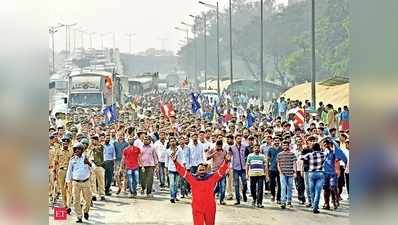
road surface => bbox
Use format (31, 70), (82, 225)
(49, 186), (349, 225)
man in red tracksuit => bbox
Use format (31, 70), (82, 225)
(172, 153), (231, 225)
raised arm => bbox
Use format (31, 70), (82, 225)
(331, 139), (348, 164)
(211, 154), (231, 183)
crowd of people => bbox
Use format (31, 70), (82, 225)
(48, 90), (350, 223)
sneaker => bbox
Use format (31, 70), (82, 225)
(66, 208), (72, 215)
(100, 196), (106, 201)
(92, 196), (97, 201)
(84, 212), (89, 220)
(76, 218), (83, 223)
(280, 203), (286, 209)
(220, 201), (226, 205)
(257, 204), (264, 208)
(227, 196), (233, 200)
(105, 192), (112, 196)
(170, 199), (175, 203)
(299, 200), (305, 205)
(306, 203), (312, 208)
(175, 198), (180, 201)
(181, 195), (185, 199)
(233, 201), (240, 205)
(287, 202), (293, 208)
(313, 208), (320, 214)
(140, 190), (145, 195)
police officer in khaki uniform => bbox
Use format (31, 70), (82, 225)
(66, 142), (92, 223)
(49, 132), (58, 203)
(87, 135), (106, 201)
(54, 135), (73, 214)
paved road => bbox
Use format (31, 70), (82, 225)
(49, 186), (349, 225)
(49, 184), (349, 225)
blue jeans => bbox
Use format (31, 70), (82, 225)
(168, 171), (180, 200)
(280, 174), (293, 204)
(214, 175), (226, 202)
(126, 168), (139, 194)
(233, 169), (247, 202)
(309, 171), (325, 210)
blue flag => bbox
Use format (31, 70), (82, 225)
(103, 104), (118, 124)
(246, 112), (255, 128)
(191, 93), (201, 113)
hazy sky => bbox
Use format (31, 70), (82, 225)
(49, 0), (287, 54)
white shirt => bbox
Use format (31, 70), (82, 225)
(165, 147), (184, 172)
(133, 138), (144, 150)
(188, 142), (206, 167)
(154, 140), (168, 163)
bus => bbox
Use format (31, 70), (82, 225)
(127, 72), (159, 97)
(67, 71), (113, 109)
(49, 73), (68, 114)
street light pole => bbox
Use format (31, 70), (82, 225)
(59, 23), (77, 57)
(199, 1), (220, 96)
(89, 32), (95, 49)
(126, 33), (136, 54)
(204, 14), (207, 90)
(260, 0), (264, 107)
(181, 21), (197, 87)
(191, 14), (208, 90)
(229, 0), (233, 86)
(175, 27), (190, 82)
(311, 0), (316, 109)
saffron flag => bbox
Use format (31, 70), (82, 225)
(105, 76), (113, 89)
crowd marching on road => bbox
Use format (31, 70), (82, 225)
(48, 90), (350, 224)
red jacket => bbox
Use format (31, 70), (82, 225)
(174, 160), (229, 212)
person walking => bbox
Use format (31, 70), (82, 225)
(121, 137), (141, 198)
(300, 143), (326, 214)
(54, 135), (73, 214)
(229, 134), (249, 205)
(207, 140), (228, 205)
(246, 144), (267, 208)
(277, 140), (297, 209)
(87, 135), (106, 201)
(322, 138), (347, 210)
(140, 135), (158, 198)
(65, 143), (92, 223)
(267, 136), (282, 204)
(103, 135), (116, 196)
(165, 137), (184, 203)
(172, 152), (231, 225)
(154, 131), (168, 188)
(113, 134), (128, 194)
